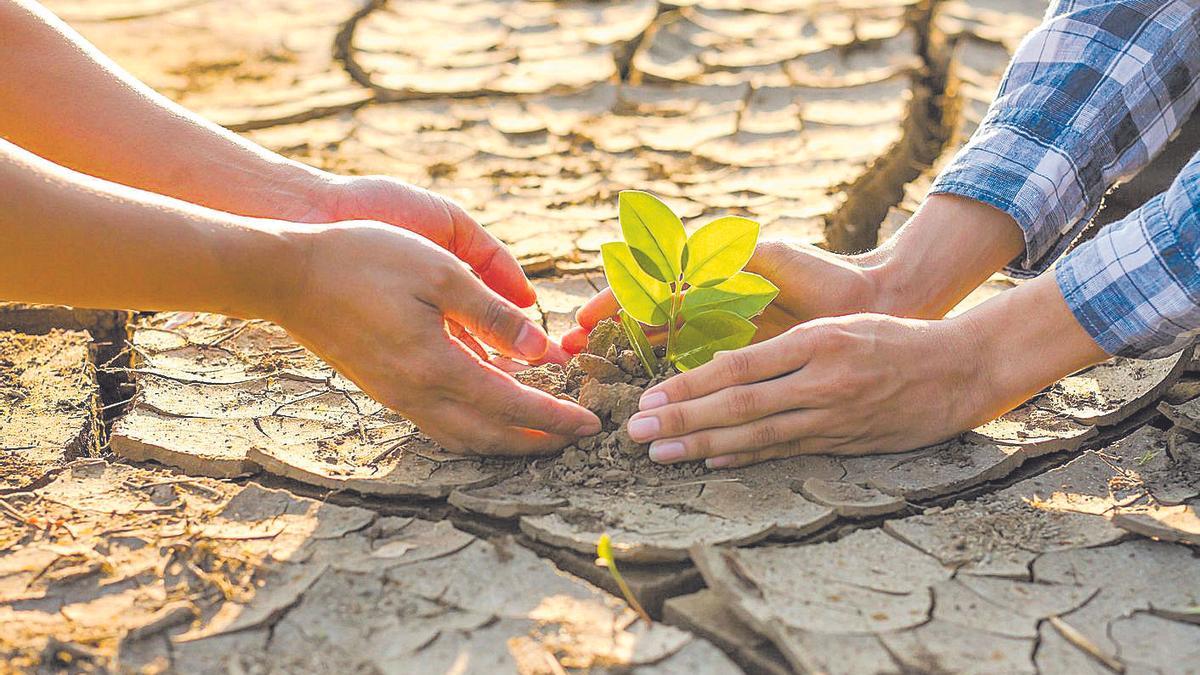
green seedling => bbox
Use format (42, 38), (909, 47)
(596, 534), (651, 625)
(602, 191), (778, 377)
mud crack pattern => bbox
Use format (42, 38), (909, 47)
(2, 0), (1200, 672)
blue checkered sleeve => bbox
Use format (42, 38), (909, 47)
(929, 0), (1200, 276)
(1056, 153), (1200, 357)
(928, 0), (1200, 358)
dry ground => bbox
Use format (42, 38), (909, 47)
(2, 1), (1200, 673)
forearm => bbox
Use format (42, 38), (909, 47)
(929, 1), (1200, 275)
(954, 272), (1109, 424)
(862, 194), (1025, 319)
(0, 138), (297, 319)
(0, 0), (327, 221)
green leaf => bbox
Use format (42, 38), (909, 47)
(619, 190), (687, 283)
(671, 310), (757, 371)
(680, 272), (779, 322)
(619, 310), (658, 378)
(682, 216), (760, 288)
(601, 242), (671, 325)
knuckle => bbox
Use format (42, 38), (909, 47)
(726, 387), (759, 419)
(427, 259), (462, 295)
(749, 421), (781, 447)
(482, 298), (518, 339)
(663, 405), (689, 434)
(720, 350), (754, 381)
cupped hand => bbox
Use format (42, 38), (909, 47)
(304, 173), (539, 310)
(562, 240), (881, 353)
(275, 220), (601, 455)
(620, 313), (998, 468)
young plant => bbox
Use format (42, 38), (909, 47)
(602, 191), (778, 376)
(596, 534), (651, 625)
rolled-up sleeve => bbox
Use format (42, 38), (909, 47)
(930, 0), (1200, 277)
(1056, 151), (1200, 358)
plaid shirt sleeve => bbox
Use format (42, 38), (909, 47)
(928, 0), (1200, 357)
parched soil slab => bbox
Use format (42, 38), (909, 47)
(44, 0), (371, 131)
(456, 456), (841, 563)
(111, 313), (504, 497)
(1036, 351), (1191, 426)
(1032, 540), (1200, 672)
(690, 529), (948, 673)
(1112, 502), (1200, 546)
(685, 424), (1200, 673)
(795, 478), (906, 518)
(347, 0), (656, 98)
(0, 330), (100, 491)
(663, 589), (792, 675)
(237, 0), (935, 273)
(0, 459), (738, 673)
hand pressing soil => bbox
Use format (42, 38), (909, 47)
(513, 320), (708, 491)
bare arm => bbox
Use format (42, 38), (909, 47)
(0, 0), (322, 220)
(0, 137), (599, 453)
(0, 0), (538, 307)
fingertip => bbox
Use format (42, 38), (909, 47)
(639, 390), (669, 411)
(517, 278), (538, 308)
(539, 341), (571, 365)
(561, 327), (589, 354)
(706, 455), (736, 469)
(575, 289), (618, 330)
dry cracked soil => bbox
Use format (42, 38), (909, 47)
(3, 0), (1200, 673)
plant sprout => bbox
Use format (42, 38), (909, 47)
(602, 191), (778, 377)
(596, 534), (651, 625)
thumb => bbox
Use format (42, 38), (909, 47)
(439, 269), (550, 362)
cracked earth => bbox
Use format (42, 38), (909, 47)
(3, 0), (1200, 673)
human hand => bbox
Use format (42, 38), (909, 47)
(562, 240), (881, 353)
(620, 273), (1108, 468)
(272, 220), (601, 455)
(621, 313), (991, 467)
(303, 173), (542, 310)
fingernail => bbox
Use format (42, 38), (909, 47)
(626, 415), (660, 441)
(575, 420), (602, 436)
(649, 441), (686, 463)
(706, 455), (734, 469)
(640, 391), (668, 411)
(515, 323), (548, 360)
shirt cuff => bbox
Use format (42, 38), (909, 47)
(1055, 193), (1200, 359)
(929, 119), (1099, 278)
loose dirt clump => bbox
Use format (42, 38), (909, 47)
(517, 320), (707, 491)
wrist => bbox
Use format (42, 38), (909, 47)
(949, 273), (1109, 422)
(868, 194), (1025, 319)
(216, 216), (315, 324)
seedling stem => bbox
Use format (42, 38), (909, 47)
(596, 534), (651, 625)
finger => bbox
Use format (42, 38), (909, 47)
(437, 267), (551, 362)
(562, 326), (589, 355)
(626, 376), (808, 442)
(645, 410), (837, 464)
(639, 332), (813, 410)
(436, 337), (601, 437)
(575, 288), (618, 330)
(706, 436), (867, 468)
(706, 445), (804, 469)
(490, 356), (528, 374)
(418, 402), (572, 456)
(448, 320), (489, 361)
(409, 187), (537, 308)
(534, 340), (570, 365)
